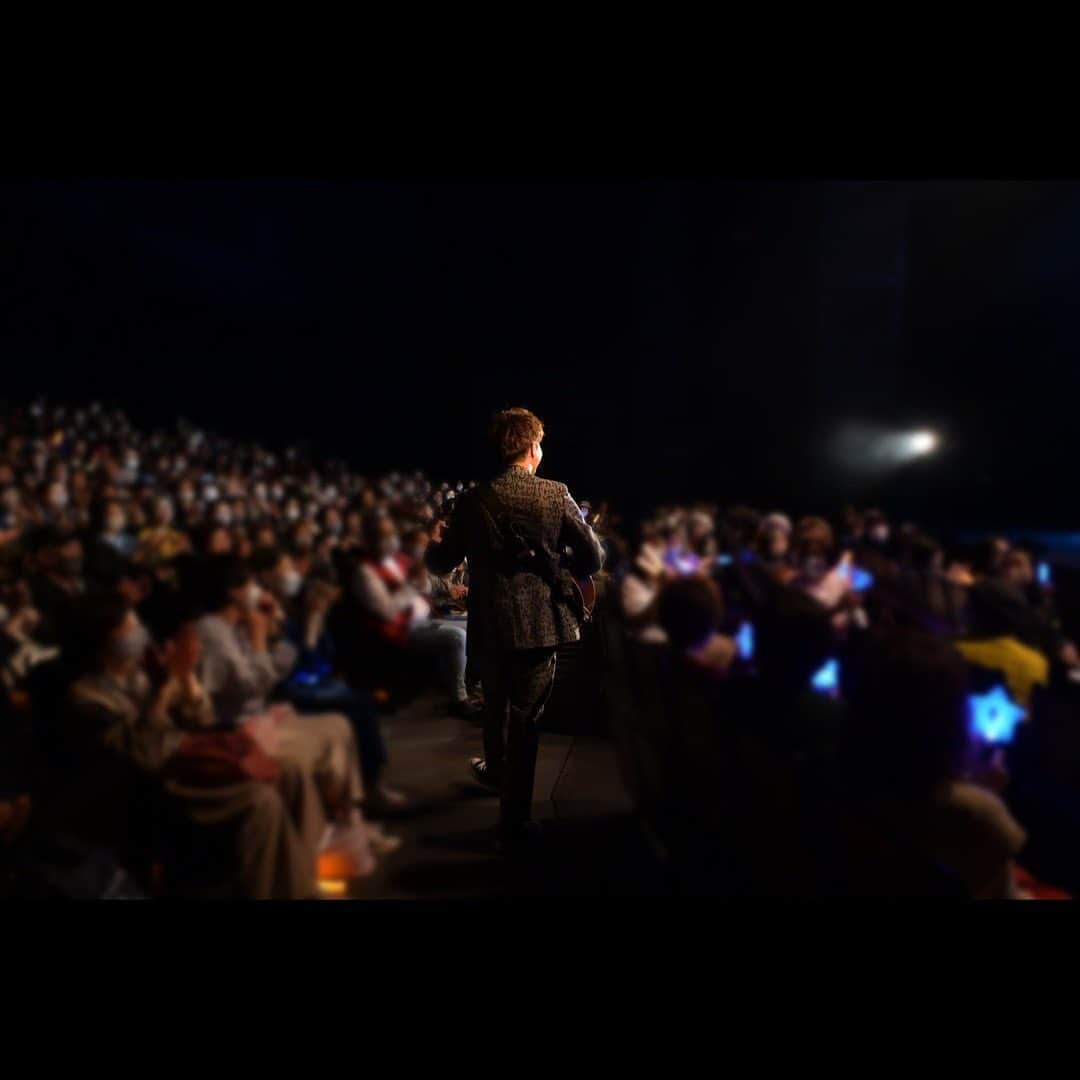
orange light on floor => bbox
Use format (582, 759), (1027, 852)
(317, 849), (359, 881)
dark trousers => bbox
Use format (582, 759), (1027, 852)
(283, 680), (388, 790)
(477, 646), (558, 838)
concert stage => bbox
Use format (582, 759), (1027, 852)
(344, 690), (668, 899)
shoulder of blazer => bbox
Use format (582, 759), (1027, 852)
(532, 476), (568, 497)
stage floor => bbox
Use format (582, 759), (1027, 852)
(344, 691), (669, 899)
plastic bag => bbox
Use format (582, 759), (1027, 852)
(317, 809), (376, 881)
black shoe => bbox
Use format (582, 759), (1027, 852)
(469, 757), (502, 792)
(451, 698), (484, 721)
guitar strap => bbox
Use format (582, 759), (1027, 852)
(473, 484), (586, 626)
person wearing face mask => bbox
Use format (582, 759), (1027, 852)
(41, 480), (71, 527)
(194, 556), (378, 872)
(209, 500), (233, 529)
(63, 594), (321, 899)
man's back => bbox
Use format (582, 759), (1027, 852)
(426, 464), (604, 655)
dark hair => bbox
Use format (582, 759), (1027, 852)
(250, 544), (284, 575)
(67, 591), (131, 665)
(844, 630), (970, 799)
(658, 576), (723, 651)
(791, 517), (835, 562)
(489, 407), (544, 466)
(200, 554), (254, 611)
(965, 580), (1030, 639)
(754, 586), (834, 690)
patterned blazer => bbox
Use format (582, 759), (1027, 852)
(426, 465), (605, 655)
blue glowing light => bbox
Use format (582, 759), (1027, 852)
(1037, 561), (1052, 586)
(810, 658), (839, 693)
(715, 554), (733, 567)
(969, 684), (1026, 745)
(850, 566), (874, 592)
(736, 622), (754, 661)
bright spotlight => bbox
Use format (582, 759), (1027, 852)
(908, 430), (938, 456)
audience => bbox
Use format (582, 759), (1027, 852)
(0, 396), (1076, 898)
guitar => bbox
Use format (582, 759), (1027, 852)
(568, 572), (598, 623)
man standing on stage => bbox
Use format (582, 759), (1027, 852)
(425, 407), (604, 853)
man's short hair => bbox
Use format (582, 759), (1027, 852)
(489, 408), (544, 466)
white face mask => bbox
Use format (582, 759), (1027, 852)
(279, 569), (303, 598)
(242, 582), (262, 611)
(285, 506), (301, 522)
(214, 509), (233, 527)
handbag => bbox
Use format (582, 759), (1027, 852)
(163, 729), (281, 788)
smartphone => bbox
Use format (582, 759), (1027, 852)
(968, 684), (1025, 745)
(715, 553), (733, 567)
(1037, 561), (1052, 587)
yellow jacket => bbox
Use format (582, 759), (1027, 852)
(955, 636), (1049, 708)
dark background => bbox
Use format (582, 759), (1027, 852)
(1, 179), (1075, 529)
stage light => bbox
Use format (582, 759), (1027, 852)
(908, 430), (938, 456)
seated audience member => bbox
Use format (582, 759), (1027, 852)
(250, 544), (305, 620)
(838, 506), (865, 551)
(0, 578), (59, 699)
(193, 556), (372, 841)
(620, 531), (669, 644)
(842, 630), (1029, 899)
(92, 499), (137, 564)
(955, 580), (1049, 709)
(280, 561), (407, 825)
(63, 593), (320, 899)
(354, 514), (477, 717)
(686, 509), (717, 563)
(999, 548), (1078, 669)
(661, 583), (842, 896)
(756, 512), (792, 573)
(657, 575), (736, 679)
(405, 525), (467, 616)
(199, 524), (234, 557)
(134, 496), (189, 565)
(789, 517), (862, 632)
(27, 527), (87, 646)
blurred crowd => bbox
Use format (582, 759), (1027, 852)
(1, 398), (1077, 899)
(607, 501), (1080, 898)
(0, 399), (487, 898)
